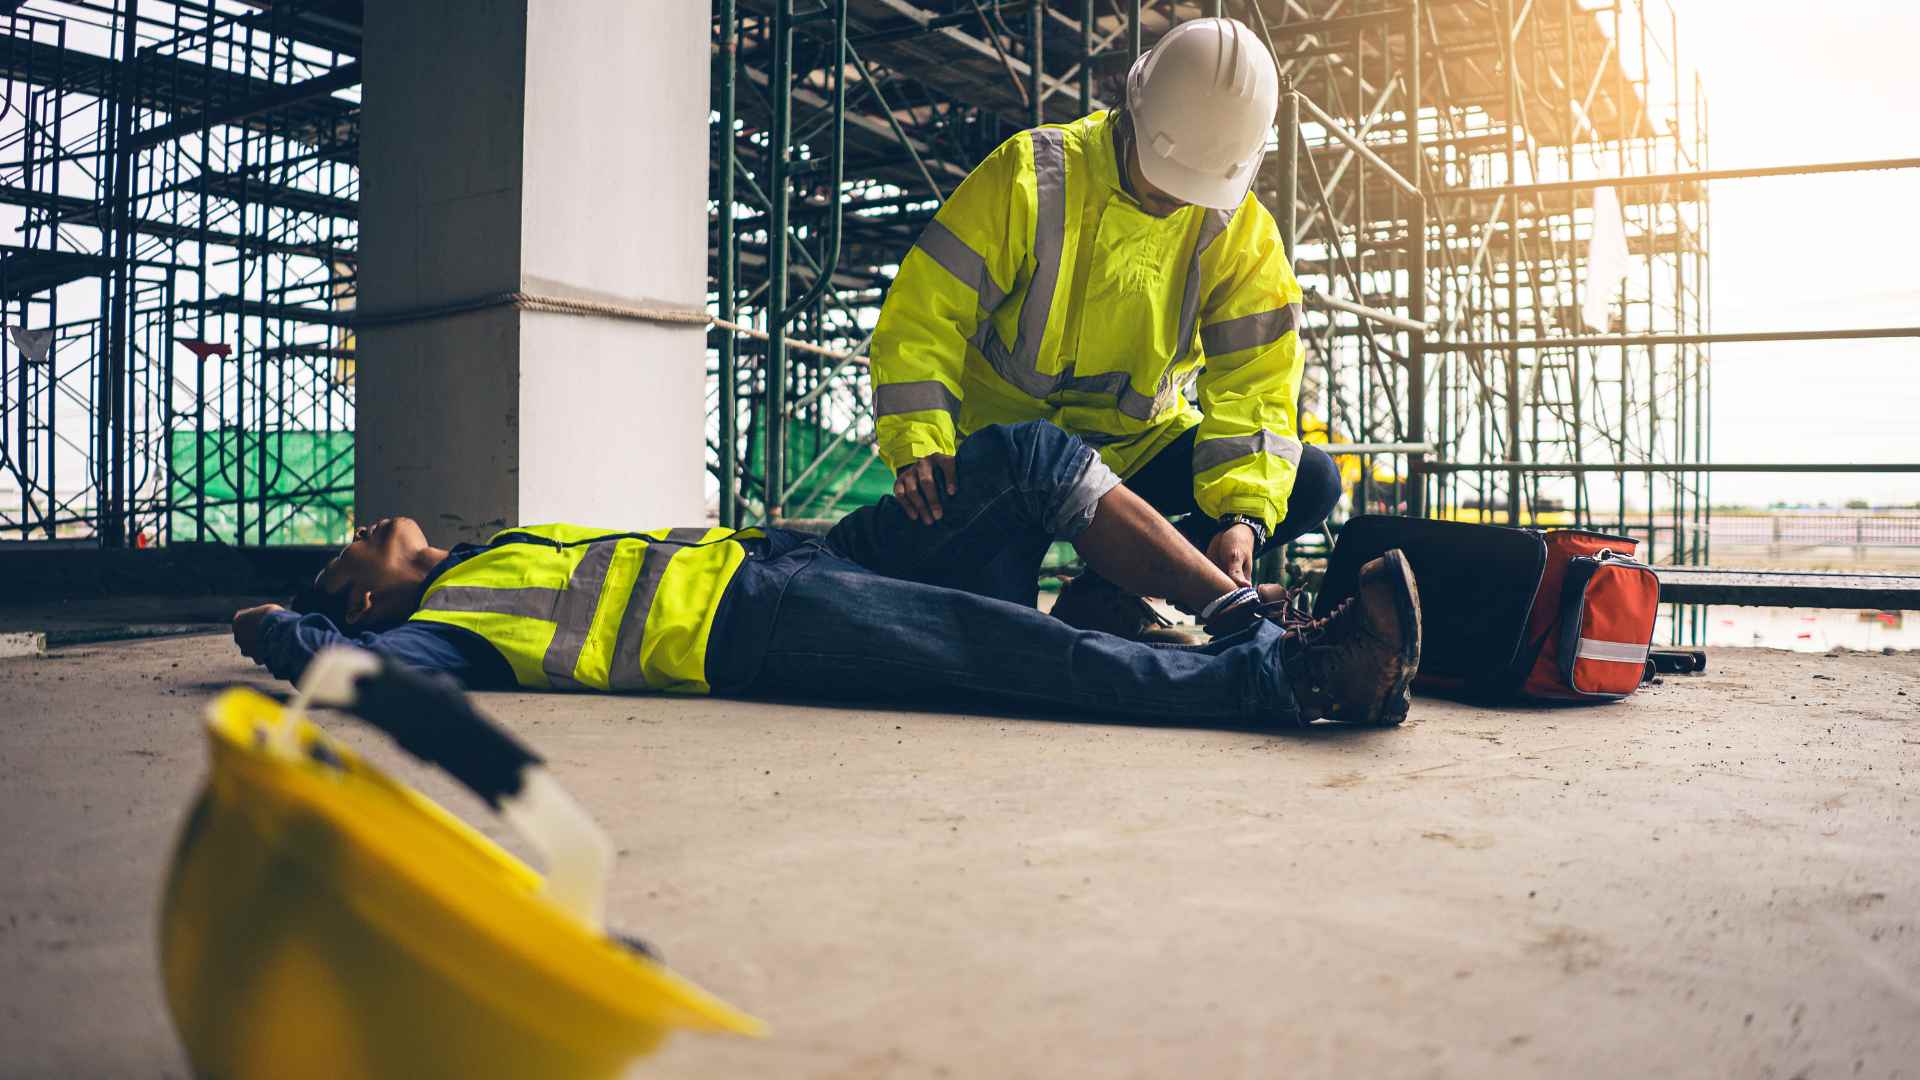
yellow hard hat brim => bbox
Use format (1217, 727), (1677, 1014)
(161, 688), (762, 1080)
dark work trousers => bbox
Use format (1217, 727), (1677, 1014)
(713, 421), (1302, 725)
(971, 424), (1346, 608)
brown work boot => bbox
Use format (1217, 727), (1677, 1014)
(1208, 549), (1421, 725)
(1052, 573), (1202, 643)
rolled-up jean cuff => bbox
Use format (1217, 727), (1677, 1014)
(1046, 448), (1123, 539)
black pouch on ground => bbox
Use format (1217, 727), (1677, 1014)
(1317, 514), (1665, 703)
(1314, 514), (1548, 701)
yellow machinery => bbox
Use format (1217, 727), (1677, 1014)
(159, 648), (762, 1079)
(1435, 504), (1578, 527)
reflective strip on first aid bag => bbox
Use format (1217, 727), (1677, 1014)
(1576, 637), (1650, 664)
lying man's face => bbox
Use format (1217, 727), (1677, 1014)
(291, 516), (437, 629)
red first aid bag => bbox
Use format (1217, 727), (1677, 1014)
(1517, 530), (1661, 700)
(1316, 516), (1662, 704)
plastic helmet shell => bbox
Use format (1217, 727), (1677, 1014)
(1125, 17), (1279, 210)
(158, 688), (762, 1080)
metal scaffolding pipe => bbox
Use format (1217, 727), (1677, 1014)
(1404, 0), (1427, 517)
(766, 0), (793, 517)
(1293, 89), (1421, 198)
(1262, 6), (1415, 41)
(1433, 326), (1920, 351)
(1454, 157), (1920, 199)
(780, 0), (847, 323)
(1304, 288), (1430, 334)
(1079, 0), (1092, 113)
(1500, 0), (1520, 526)
(1276, 74), (1298, 256)
(1323, 442), (1436, 455)
(1429, 462), (1920, 475)
(1027, 0), (1042, 129)
(717, 0), (739, 528)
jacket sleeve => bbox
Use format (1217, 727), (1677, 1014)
(870, 134), (1034, 471)
(257, 610), (512, 689)
(1191, 198), (1307, 532)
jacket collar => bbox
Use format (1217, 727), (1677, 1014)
(1090, 108), (1204, 226)
(1085, 108), (1130, 197)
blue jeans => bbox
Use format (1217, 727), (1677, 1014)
(708, 421), (1299, 725)
(938, 425), (1343, 609)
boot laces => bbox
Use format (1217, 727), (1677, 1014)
(1252, 584), (1322, 635)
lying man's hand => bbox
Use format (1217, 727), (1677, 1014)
(1207, 524), (1256, 588)
(894, 452), (958, 524)
(232, 602), (285, 664)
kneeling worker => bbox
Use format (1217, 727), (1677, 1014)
(870, 17), (1341, 637)
(235, 423), (1421, 728)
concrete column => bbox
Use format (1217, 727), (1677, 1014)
(357, 0), (709, 543)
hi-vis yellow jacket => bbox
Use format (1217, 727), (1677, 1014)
(872, 109), (1306, 529)
(410, 523), (755, 693)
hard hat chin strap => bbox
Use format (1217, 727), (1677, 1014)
(296, 646), (615, 930)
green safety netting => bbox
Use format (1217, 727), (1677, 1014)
(169, 429), (353, 545)
(744, 408), (893, 520)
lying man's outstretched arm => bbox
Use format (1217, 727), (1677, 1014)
(233, 602), (511, 688)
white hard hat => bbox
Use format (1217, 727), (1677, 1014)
(1125, 17), (1279, 210)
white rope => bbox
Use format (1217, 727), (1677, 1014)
(352, 290), (868, 364)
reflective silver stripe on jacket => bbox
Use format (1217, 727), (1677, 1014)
(417, 529), (717, 691)
(607, 527), (710, 691)
(1014, 126), (1068, 374)
(874, 380), (962, 419)
(420, 584), (561, 616)
(913, 218), (1008, 313)
(1049, 369), (1155, 420)
(1175, 208), (1234, 365)
(1200, 302), (1300, 358)
(541, 539), (622, 689)
(1575, 638), (1650, 664)
(966, 129), (1221, 424)
(1192, 429), (1304, 474)
(970, 127), (1069, 401)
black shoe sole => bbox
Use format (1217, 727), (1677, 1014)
(1358, 548), (1422, 726)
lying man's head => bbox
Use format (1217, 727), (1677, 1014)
(290, 516), (443, 630)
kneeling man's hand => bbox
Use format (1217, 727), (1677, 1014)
(232, 603), (285, 664)
(894, 453), (958, 524)
(1207, 524), (1256, 587)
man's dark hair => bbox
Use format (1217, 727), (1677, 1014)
(288, 578), (350, 627)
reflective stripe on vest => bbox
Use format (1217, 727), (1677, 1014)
(937, 129), (1235, 425)
(605, 527), (707, 691)
(874, 380), (963, 420)
(1200, 302), (1301, 358)
(413, 524), (746, 693)
(1192, 429), (1304, 475)
(913, 218), (1008, 314)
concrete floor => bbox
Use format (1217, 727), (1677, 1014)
(2, 632), (1917, 1078)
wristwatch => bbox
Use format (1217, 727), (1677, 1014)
(1217, 514), (1268, 548)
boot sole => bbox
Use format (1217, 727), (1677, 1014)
(1362, 548), (1422, 726)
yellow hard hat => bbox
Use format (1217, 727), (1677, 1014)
(159, 649), (762, 1079)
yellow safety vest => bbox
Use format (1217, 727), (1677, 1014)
(410, 523), (756, 694)
(871, 108), (1307, 530)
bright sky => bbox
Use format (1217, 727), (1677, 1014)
(1676, 0), (1920, 507)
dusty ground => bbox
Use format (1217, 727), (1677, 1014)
(1, 634), (1916, 1079)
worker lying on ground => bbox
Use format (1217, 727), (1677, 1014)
(870, 17), (1341, 640)
(232, 422), (1421, 727)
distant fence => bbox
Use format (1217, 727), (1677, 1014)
(1709, 514), (1920, 548)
